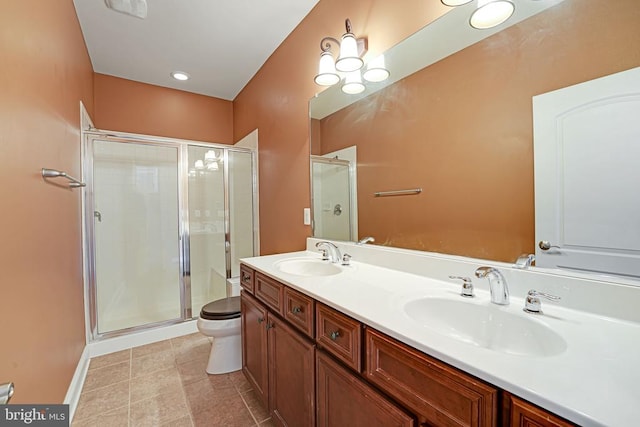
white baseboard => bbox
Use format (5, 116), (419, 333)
(87, 320), (198, 358)
(64, 346), (90, 422)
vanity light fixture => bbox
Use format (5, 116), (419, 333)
(342, 71), (366, 95)
(442, 0), (515, 30)
(171, 71), (190, 81)
(314, 19), (389, 94)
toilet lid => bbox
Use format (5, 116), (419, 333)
(200, 296), (241, 320)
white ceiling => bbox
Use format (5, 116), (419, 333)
(73, 0), (319, 100)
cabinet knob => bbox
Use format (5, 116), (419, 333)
(266, 323), (274, 330)
(242, 273), (251, 282)
(257, 317), (264, 324)
(329, 331), (340, 341)
(292, 306), (302, 314)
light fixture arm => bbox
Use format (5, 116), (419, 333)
(320, 37), (340, 53)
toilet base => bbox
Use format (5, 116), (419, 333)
(206, 334), (242, 375)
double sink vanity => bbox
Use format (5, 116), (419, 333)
(239, 238), (640, 426)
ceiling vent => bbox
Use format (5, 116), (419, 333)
(104, 0), (148, 19)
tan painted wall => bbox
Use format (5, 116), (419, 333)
(233, 0), (449, 254)
(317, 0), (640, 262)
(94, 74), (234, 143)
(0, 0), (94, 403)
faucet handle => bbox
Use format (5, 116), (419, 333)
(341, 253), (352, 266)
(524, 289), (561, 314)
(449, 275), (474, 298)
(318, 248), (329, 261)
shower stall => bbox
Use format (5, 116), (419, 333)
(82, 131), (257, 340)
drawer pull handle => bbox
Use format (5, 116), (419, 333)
(257, 317), (264, 324)
(292, 306), (302, 314)
(266, 323), (274, 330)
(329, 331), (340, 341)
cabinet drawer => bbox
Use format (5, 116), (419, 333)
(365, 328), (498, 427)
(508, 395), (575, 427)
(240, 265), (255, 293)
(284, 287), (315, 338)
(255, 273), (284, 314)
(316, 303), (361, 371)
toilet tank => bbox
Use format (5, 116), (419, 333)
(226, 277), (241, 297)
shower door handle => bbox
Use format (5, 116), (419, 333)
(94, 210), (102, 222)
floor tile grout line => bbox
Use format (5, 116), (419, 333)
(239, 388), (261, 426)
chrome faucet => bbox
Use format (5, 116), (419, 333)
(357, 236), (375, 245)
(514, 254), (535, 269)
(475, 266), (509, 305)
(315, 241), (342, 263)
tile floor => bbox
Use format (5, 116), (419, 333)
(73, 333), (273, 427)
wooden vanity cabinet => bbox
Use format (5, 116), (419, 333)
(365, 328), (498, 427)
(507, 394), (576, 427)
(241, 292), (269, 407)
(241, 274), (316, 426)
(316, 350), (415, 427)
(240, 265), (577, 427)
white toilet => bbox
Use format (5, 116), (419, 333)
(196, 278), (242, 374)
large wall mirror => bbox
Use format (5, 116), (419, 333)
(310, 0), (640, 270)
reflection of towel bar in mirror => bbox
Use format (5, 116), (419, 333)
(374, 188), (422, 197)
(41, 168), (86, 188)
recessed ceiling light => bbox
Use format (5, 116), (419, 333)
(171, 71), (190, 81)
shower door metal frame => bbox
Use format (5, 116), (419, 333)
(310, 155), (356, 241)
(82, 129), (257, 341)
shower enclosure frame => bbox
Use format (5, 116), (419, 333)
(81, 129), (258, 341)
(310, 155), (357, 241)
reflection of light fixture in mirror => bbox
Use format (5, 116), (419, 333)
(342, 71), (365, 95)
(204, 150), (218, 164)
(441, 0), (473, 5)
(363, 55), (390, 83)
(194, 159), (204, 170)
(470, 0), (515, 29)
(206, 162), (219, 171)
(314, 19), (368, 86)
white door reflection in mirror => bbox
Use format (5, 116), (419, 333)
(311, 147), (357, 241)
(534, 66), (640, 279)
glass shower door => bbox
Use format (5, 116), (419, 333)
(92, 140), (182, 334)
(187, 146), (227, 314)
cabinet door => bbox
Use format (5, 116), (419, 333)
(509, 395), (575, 427)
(317, 350), (415, 427)
(268, 316), (316, 427)
(241, 292), (269, 408)
(365, 328), (497, 427)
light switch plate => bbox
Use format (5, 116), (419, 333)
(303, 208), (311, 225)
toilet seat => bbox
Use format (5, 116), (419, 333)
(200, 296), (241, 320)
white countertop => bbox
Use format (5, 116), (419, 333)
(241, 250), (640, 427)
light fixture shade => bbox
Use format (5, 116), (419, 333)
(204, 150), (217, 163)
(336, 33), (364, 72)
(314, 51), (340, 86)
(470, 0), (515, 29)
(363, 55), (390, 83)
(206, 162), (219, 171)
(441, 0), (473, 6)
(342, 71), (365, 95)
(194, 160), (204, 170)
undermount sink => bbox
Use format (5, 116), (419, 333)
(276, 258), (342, 277)
(404, 297), (567, 357)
